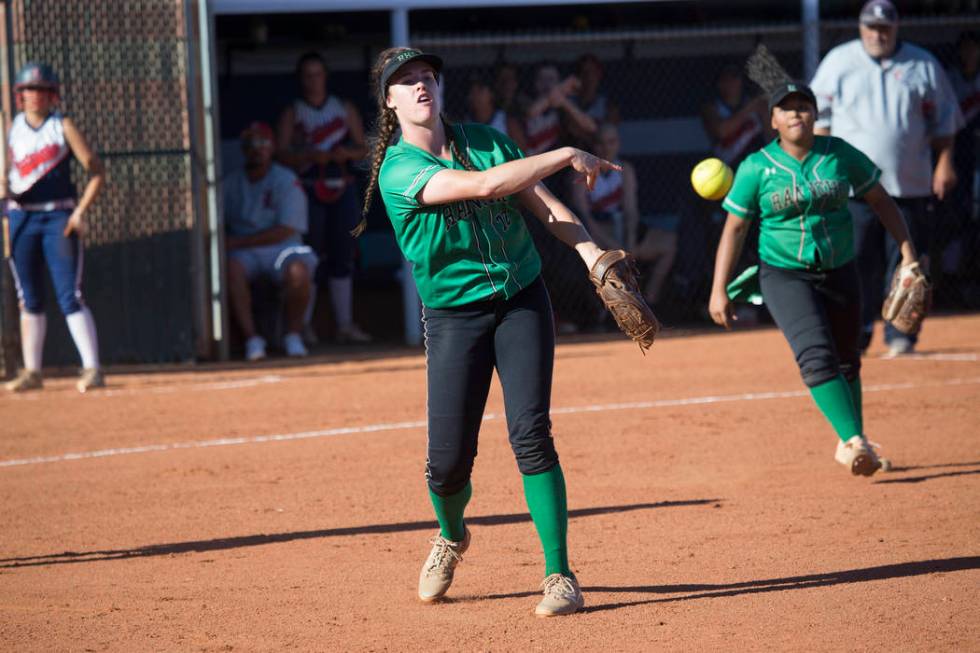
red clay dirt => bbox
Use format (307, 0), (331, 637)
(1, 314), (978, 652)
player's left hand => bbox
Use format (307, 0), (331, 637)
(64, 208), (87, 237)
(932, 161), (957, 201)
(709, 288), (736, 330)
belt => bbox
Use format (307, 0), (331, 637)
(6, 198), (76, 212)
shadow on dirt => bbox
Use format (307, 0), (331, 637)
(874, 460), (980, 485)
(0, 499), (719, 569)
(576, 556), (980, 613)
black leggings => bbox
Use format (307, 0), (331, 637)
(760, 260), (862, 388)
(422, 276), (558, 497)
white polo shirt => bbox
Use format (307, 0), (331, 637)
(810, 39), (963, 198)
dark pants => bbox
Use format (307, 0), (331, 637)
(305, 183), (359, 284)
(760, 261), (862, 388)
(849, 197), (930, 349)
(422, 277), (558, 496)
(8, 208), (84, 315)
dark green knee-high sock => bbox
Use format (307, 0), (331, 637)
(428, 482), (471, 542)
(522, 464), (570, 577)
(808, 375), (862, 442)
(847, 376), (863, 434)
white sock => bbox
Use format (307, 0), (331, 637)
(304, 283), (318, 325)
(66, 306), (100, 369)
(20, 312), (47, 372)
(329, 276), (353, 329)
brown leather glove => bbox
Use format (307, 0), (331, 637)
(589, 249), (660, 353)
(882, 261), (931, 335)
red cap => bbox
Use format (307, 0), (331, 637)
(240, 121), (275, 146)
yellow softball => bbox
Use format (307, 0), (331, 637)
(691, 157), (734, 201)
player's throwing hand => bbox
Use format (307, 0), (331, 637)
(568, 148), (620, 191)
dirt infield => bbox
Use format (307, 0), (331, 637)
(1, 315), (978, 652)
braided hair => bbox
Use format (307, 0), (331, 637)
(360, 48), (410, 236)
(361, 48), (482, 236)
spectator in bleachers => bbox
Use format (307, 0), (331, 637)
(465, 77), (508, 135)
(492, 61), (528, 122)
(942, 31), (980, 294)
(701, 64), (769, 168)
(224, 122), (317, 361)
(512, 63), (597, 156)
(670, 64), (768, 321)
(570, 123), (677, 307)
(276, 51), (372, 345)
(567, 53), (621, 149)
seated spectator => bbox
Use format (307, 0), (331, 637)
(509, 63), (596, 155)
(492, 61), (528, 122)
(224, 122), (317, 361)
(700, 64), (768, 168)
(570, 123), (677, 306)
(670, 63), (767, 319)
(567, 53), (621, 148)
(465, 77), (508, 134)
(942, 31), (980, 292)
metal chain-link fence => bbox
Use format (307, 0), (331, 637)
(411, 14), (980, 331)
(1, 0), (208, 370)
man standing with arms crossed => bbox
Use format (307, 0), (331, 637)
(810, 0), (962, 356)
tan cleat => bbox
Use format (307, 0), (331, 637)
(418, 527), (470, 602)
(535, 573), (585, 617)
(835, 435), (882, 477)
(5, 369), (43, 393)
(76, 368), (105, 393)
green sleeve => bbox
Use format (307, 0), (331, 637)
(721, 157), (761, 220)
(837, 137), (881, 198)
(379, 148), (446, 218)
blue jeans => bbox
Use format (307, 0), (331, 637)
(848, 197), (930, 349)
(7, 208), (84, 315)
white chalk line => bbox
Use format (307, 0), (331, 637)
(2, 376), (979, 470)
(5, 375), (284, 401)
(879, 352), (979, 362)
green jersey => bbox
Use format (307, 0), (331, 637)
(379, 122), (542, 308)
(722, 135), (881, 271)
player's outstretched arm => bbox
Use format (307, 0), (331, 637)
(863, 183), (917, 265)
(418, 147), (619, 206)
(517, 182), (603, 270)
(708, 213), (751, 330)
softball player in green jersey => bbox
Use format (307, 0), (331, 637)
(362, 48), (620, 616)
(709, 82), (917, 477)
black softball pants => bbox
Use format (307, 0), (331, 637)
(759, 260), (862, 388)
(422, 276), (558, 497)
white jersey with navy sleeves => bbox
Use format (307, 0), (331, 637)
(223, 163), (308, 242)
(810, 40), (963, 198)
(7, 111), (75, 203)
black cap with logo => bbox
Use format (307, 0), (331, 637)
(379, 49), (444, 102)
(768, 81), (818, 114)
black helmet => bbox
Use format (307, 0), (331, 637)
(14, 62), (59, 91)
